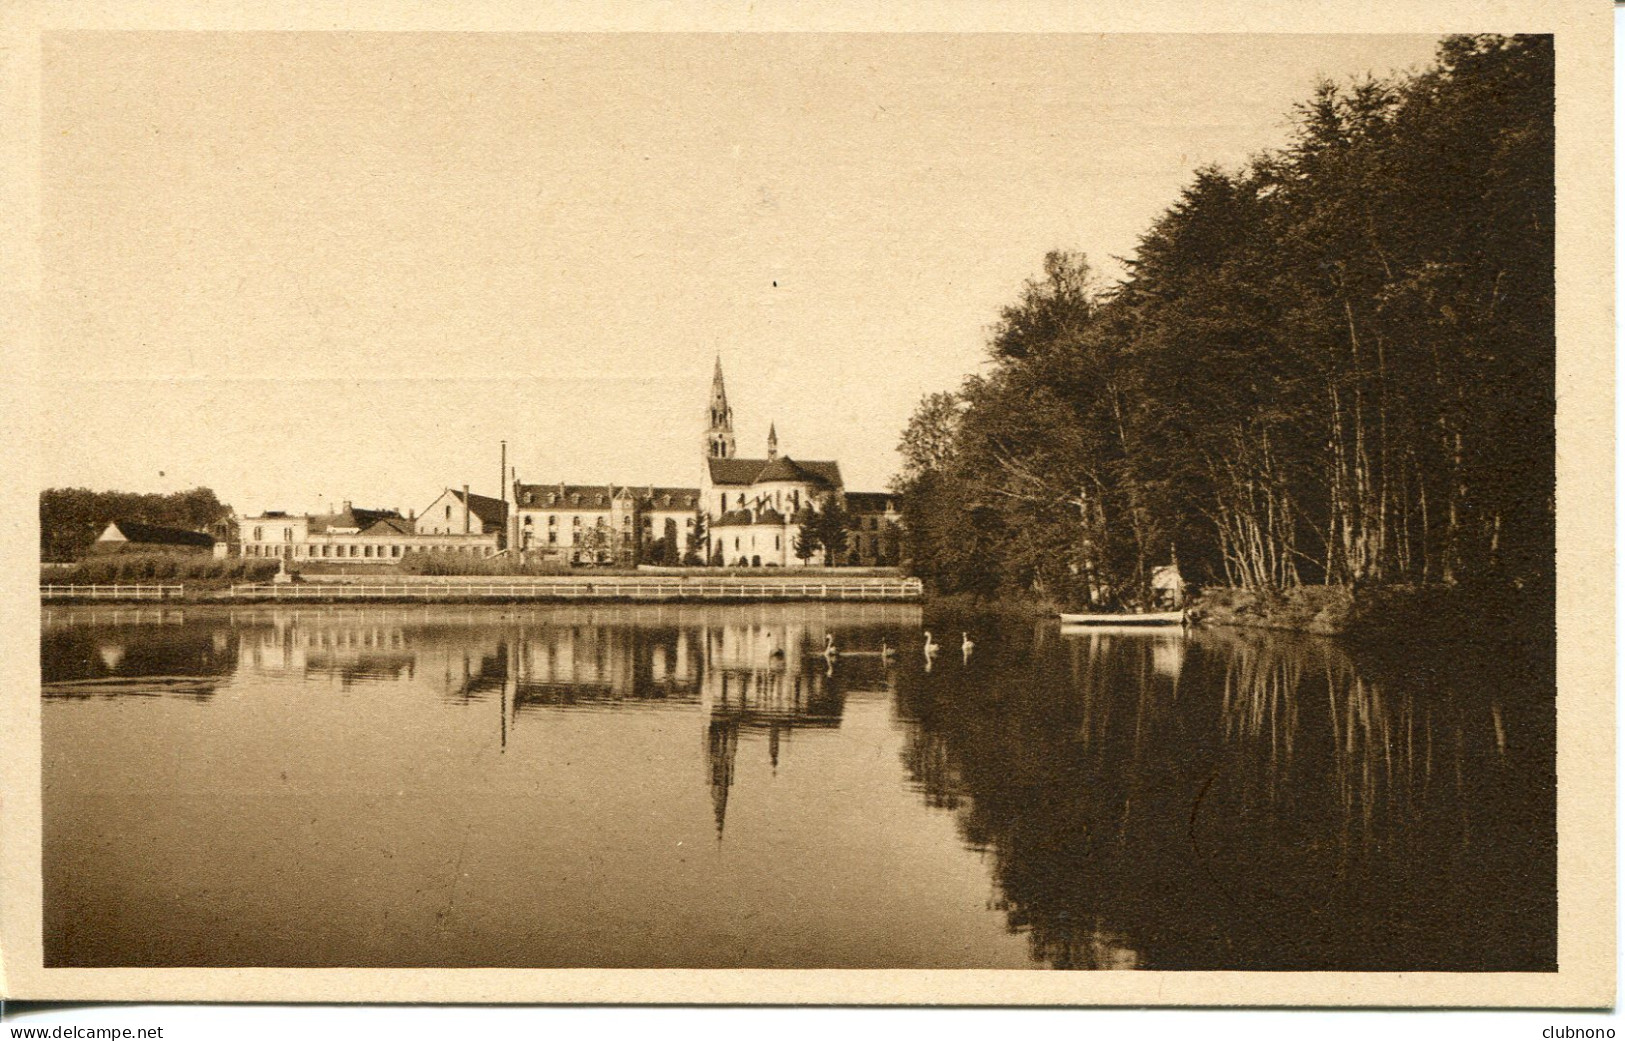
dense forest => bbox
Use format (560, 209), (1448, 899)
(895, 35), (1553, 611)
(40, 487), (232, 562)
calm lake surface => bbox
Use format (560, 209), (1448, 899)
(42, 603), (1555, 970)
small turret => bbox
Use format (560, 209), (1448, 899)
(767, 421), (778, 460)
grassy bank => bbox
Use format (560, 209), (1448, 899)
(41, 554), (280, 589)
(1190, 582), (1552, 647)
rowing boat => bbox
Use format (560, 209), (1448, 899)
(1058, 610), (1187, 627)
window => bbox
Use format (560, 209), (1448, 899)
(283, 527), (292, 541)
(623, 516), (631, 527)
(548, 532), (557, 544)
(364, 545), (373, 558)
(524, 516), (533, 526)
(776, 536), (781, 550)
(547, 515), (556, 526)
(572, 515), (581, 527)
(392, 545), (401, 558)
(253, 526), (263, 541)
(446, 504), (453, 520)
(720, 494), (726, 512)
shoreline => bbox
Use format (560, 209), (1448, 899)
(918, 582), (1553, 647)
(39, 572), (924, 605)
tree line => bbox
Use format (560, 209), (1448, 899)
(895, 35), (1553, 608)
(40, 487), (233, 562)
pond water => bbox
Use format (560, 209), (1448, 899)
(41, 603), (1555, 970)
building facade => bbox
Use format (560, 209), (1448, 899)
(511, 359), (903, 568)
(417, 486), (508, 541)
(510, 483), (701, 565)
(238, 500), (501, 565)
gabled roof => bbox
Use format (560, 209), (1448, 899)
(706, 457), (842, 488)
(451, 489), (508, 527)
(311, 506), (403, 533)
(98, 520), (215, 548)
(361, 517), (416, 537)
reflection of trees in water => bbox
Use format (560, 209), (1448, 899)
(41, 609), (237, 700)
(894, 623), (1555, 971)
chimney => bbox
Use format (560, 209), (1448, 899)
(463, 484), (471, 534)
(342, 499), (351, 512)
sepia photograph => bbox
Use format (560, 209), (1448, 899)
(1, 0), (1613, 1014)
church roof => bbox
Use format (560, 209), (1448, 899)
(755, 455), (827, 483)
(707, 457), (842, 488)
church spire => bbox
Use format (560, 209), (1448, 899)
(704, 356), (736, 460)
(767, 421), (778, 459)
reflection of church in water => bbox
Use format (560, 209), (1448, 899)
(231, 607), (901, 837)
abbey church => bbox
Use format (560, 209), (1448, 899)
(510, 360), (900, 567)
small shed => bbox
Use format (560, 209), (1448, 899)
(1150, 564), (1186, 608)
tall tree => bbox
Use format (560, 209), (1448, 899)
(892, 36), (1553, 606)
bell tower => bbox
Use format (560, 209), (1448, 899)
(704, 356), (737, 460)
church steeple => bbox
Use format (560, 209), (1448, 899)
(767, 421), (778, 460)
(704, 356), (737, 459)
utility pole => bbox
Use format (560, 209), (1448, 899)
(499, 440), (507, 551)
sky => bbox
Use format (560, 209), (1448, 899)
(40, 31), (1444, 516)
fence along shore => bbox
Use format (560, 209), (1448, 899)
(41, 574), (924, 603)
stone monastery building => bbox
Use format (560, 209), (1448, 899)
(512, 359), (900, 567)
